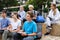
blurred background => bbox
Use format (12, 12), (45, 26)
(0, 0), (60, 17)
(0, 0), (60, 40)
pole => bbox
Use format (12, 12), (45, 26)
(42, 5), (44, 16)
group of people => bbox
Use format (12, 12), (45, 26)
(0, 3), (60, 40)
(0, 5), (38, 40)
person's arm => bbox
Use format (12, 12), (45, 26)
(48, 10), (52, 18)
(2, 27), (7, 30)
(13, 26), (21, 32)
(7, 19), (13, 32)
(2, 19), (11, 30)
(54, 13), (60, 21)
(21, 32), (36, 36)
(28, 33), (37, 36)
(7, 24), (12, 32)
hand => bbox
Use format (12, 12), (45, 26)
(17, 30), (23, 33)
(21, 32), (27, 36)
(8, 29), (12, 32)
(7, 28), (9, 30)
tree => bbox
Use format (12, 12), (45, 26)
(26, 0), (51, 10)
(0, 0), (4, 11)
(0, 0), (18, 11)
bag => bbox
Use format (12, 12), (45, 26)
(33, 10), (45, 23)
(36, 15), (45, 23)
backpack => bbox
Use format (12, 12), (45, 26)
(34, 10), (45, 23)
(36, 15), (45, 23)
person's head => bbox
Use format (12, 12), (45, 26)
(11, 12), (19, 19)
(20, 5), (24, 11)
(28, 5), (34, 11)
(26, 11), (33, 21)
(50, 3), (56, 10)
(1, 10), (6, 18)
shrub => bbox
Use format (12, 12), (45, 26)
(43, 8), (48, 13)
(57, 6), (60, 11)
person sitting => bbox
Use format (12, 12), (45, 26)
(0, 10), (10, 34)
(28, 5), (38, 23)
(45, 3), (60, 34)
(13, 11), (37, 40)
(2, 12), (21, 40)
(18, 5), (26, 22)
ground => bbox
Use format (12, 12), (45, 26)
(41, 35), (60, 40)
(0, 34), (60, 40)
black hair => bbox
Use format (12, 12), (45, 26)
(2, 10), (6, 14)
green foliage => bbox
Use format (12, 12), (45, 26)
(24, 5), (29, 12)
(3, 0), (18, 6)
(0, 0), (4, 10)
(43, 8), (48, 13)
(26, 0), (51, 10)
(57, 6), (60, 11)
(0, 0), (18, 11)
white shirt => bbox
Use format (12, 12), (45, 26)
(18, 11), (26, 20)
(48, 8), (60, 21)
(46, 8), (60, 26)
(10, 18), (21, 30)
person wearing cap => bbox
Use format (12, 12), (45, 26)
(0, 10), (10, 34)
(28, 5), (38, 23)
(45, 3), (60, 34)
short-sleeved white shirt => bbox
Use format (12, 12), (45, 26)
(10, 18), (21, 30)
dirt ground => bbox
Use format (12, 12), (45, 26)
(41, 35), (60, 40)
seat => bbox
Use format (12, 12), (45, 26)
(34, 23), (42, 40)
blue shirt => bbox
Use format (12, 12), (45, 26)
(0, 18), (10, 29)
(22, 21), (37, 34)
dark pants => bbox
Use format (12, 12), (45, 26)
(13, 33), (34, 40)
(13, 33), (23, 40)
(0, 30), (4, 34)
